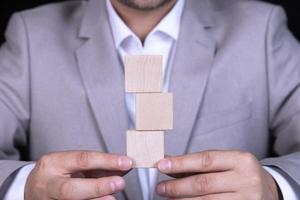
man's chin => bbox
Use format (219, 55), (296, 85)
(116, 0), (174, 11)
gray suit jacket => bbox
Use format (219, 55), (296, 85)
(0, 0), (300, 199)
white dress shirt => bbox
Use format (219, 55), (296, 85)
(106, 0), (185, 199)
(4, 0), (300, 199)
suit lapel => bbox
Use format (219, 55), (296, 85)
(76, 0), (129, 155)
(156, 1), (217, 197)
(76, 1), (142, 199)
(165, 0), (216, 156)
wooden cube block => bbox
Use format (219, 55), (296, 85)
(124, 55), (163, 93)
(136, 93), (173, 131)
(127, 130), (164, 168)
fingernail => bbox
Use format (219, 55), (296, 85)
(118, 156), (133, 169)
(158, 159), (172, 172)
(110, 177), (125, 192)
(156, 183), (166, 194)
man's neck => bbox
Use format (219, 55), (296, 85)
(110, 0), (176, 43)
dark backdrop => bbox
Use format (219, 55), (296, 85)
(0, 0), (300, 44)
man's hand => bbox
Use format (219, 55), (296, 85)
(156, 150), (281, 200)
(25, 151), (133, 200)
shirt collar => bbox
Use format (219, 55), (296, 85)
(106, 0), (185, 49)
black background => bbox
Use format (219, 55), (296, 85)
(0, 0), (300, 44)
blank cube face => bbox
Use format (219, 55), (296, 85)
(124, 55), (163, 93)
(136, 93), (173, 131)
(127, 130), (164, 168)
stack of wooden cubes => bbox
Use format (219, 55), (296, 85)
(125, 55), (173, 168)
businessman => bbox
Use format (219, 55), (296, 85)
(0, 0), (300, 199)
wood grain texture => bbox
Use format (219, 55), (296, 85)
(127, 130), (164, 168)
(136, 93), (173, 131)
(124, 55), (163, 93)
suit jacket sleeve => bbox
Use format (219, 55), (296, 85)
(0, 13), (31, 189)
(261, 5), (300, 187)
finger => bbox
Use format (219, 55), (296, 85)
(168, 193), (237, 200)
(49, 176), (125, 200)
(156, 171), (237, 198)
(157, 150), (239, 174)
(42, 151), (133, 173)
